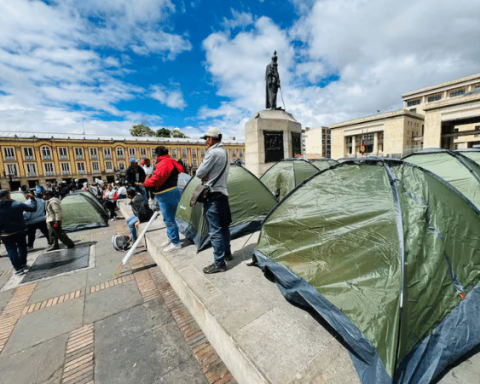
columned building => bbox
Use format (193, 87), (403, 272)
(0, 133), (245, 191)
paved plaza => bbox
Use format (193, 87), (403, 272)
(0, 216), (234, 384)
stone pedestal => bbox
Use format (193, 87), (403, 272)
(245, 110), (302, 178)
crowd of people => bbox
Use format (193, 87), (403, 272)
(0, 129), (233, 276)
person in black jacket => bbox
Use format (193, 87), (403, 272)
(126, 188), (153, 243)
(125, 157), (147, 203)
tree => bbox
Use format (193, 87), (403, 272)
(130, 124), (155, 137)
(156, 128), (172, 138)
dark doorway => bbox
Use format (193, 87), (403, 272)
(28, 180), (38, 189)
(10, 181), (21, 191)
(106, 176), (115, 184)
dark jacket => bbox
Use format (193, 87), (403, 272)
(125, 166), (146, 187)
(144, 155), (184, 194)
(130, 194), (153, 223)
(0, 198), (37, 236)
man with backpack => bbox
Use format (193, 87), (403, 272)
(143, 146), (184, 252)
(126, 188), (153, 243)
(24, 190), (51, 250)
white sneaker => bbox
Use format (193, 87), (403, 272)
(163, 243), (181, 252)
(161, 239), (172, 247)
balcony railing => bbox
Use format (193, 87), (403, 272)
(62, 170), (71, 175)
(104, 154), (112, 159)
(78, 170), (86, 175)
(4, 156), (15, 161)
(27, 172), (37, 177)
(90, 154), (98, 159)
(92, 169), (100, 174)
(76, 155), (84, 160)
(46, 171), (56, 176)
(7, 172), (18, 177)
(105, 168), (114, 173)
(25, 156), (34, 161)
(117, 154), (124, 159)
(42, 155), (52, 160)
(59, 155), (68, 160)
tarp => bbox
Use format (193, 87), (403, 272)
(176, 163), (277, 251)
(10, 192), (26, 202)
(403, 148), (480, 211)
(260, 159), (319, 200)
(254, 158), (480, 384)
(456, 148), (480, 165)
(61, 192), (109, 232)
(312, 158), (338, 171)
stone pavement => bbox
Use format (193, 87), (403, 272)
(0, 216), (235, 384)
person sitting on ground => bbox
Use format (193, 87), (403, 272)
(23, 190), (51, 250)
(116, 181), (127, 199)
(44, 190), (75, 251)
(125, 188), (153, 244)
(0, 190), (37, 275)
(143, 146), (184, 252)
(125, 157), (147, 203)
(103, 184), (118, 220)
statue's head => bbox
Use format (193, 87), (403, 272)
(272, 51), (277, 63)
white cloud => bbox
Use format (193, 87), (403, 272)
(150, 85), (187, 109)
(222, 9), (254, 30)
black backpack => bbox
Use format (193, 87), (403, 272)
(112, 233), (132, 251)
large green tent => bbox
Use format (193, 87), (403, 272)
(312, 158), (338, 171)
(260, 159), (319, 200)
(176, 163), (276, 251)
(403, 148), (480, 211)
(456, 148), (480, 165)
(61, 192), (109, 231)
(254, 159), (480, 384)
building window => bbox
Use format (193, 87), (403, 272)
(406, 99), (421, 107)
(24, 147), (34, 160)
(41, 146), (52, 160)
(151, 149), (156, 158)
(26, 163), (36, 176)
(201, 149), (205, 157)
(77, 162), (86, 174)
(181, 148), (187, 158)
(6, 164), (18, 176)
(171, 149), (177, 159)
(239, 149), (243, 157)
(232, 149), (237, 157)
(61, 163), (71, 175)
(44, 163), (55, 176)
(475, 126), (480, 138)
(409, 108), (417, 113)
(141, 148), (147, 158)
(129, 148), (136, 157)
(59, 147), (68, 160)
(105, 161), (113, 172)
(90, 148), (98, 159)
(192, 159), (198, 168)
(118, 161), (125, 171)
(192, 149), (197, 158)
(450, 89), (465, 98)
(75, 147), (83, 159)
(428, 94), (442, 102)
(104, 148), (112, 159)
(4, 147), (15, 160)
(92, 162), (100, 173)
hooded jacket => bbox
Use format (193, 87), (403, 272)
(144, 155), (184, 194)
(23, 197), (47, 225)
(0, 198), (37, 236)
(46, 197), (63, 223)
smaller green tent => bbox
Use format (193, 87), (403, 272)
(10, 191), (26, 202)
(456, 148), (480, 165)
(176, 163), (277, 251)
(312, 158), (338, 171)
(61, 192), (109, 232)
(260, 159), (320, 200)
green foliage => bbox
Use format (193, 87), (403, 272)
(130, 124), (155, 137)
(156, 128), (172, 137)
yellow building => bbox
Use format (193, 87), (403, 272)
(330, 72), (480, 159)
(0, 133), (245, 190)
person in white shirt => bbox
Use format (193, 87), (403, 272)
(117, 182), (127, 199)
(142, 158), (155, 203)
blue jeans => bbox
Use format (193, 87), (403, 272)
(2, 232), (28, 271)
(204, 193), (232, 267)
(155, 188), (181, 245)
(127, 215), (139, 242)
(138, 186), (148, 203)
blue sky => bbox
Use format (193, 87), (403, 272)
(0, 0), (479, 140)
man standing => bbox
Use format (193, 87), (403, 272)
(0, 190), (37, 274)
(144, 146), (184, 252)
(24, 191), (51, 250)
(125, 157), (147, 203)
(195, 128), (232, 274)
(103, 184), (118, 220)
(44, 190), (75, 251)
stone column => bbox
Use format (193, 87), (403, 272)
(373, 132), (379, 156)
(351, 135), (356, 158)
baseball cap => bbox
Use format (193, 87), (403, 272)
(201, 127), (221, 140)
(130, 157), (138, 163)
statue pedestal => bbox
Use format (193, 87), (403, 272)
(245, 110), (302, 178)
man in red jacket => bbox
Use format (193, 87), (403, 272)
(143, 146), (184, 252)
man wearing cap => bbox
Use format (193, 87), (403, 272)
(0, 190), (37, 275)
(125, 157), (147, 203)
(44, 190), (75, 251)
(196, 128), (232, 274)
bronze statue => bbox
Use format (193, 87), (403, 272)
(265, 51), (281, 109)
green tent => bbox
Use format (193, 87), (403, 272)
(403, 149), (480, 211)
(254, 159), (480, 384)
(312, 158), (338, 171)
(61, 192), (109, 232)
(456, 148), (480, 165)
(10, 191), (26, 202)
(260, 159), (320, 200)
(176, 163), (277, 251)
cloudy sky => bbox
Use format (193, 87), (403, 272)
(0, 0), (478, 140)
